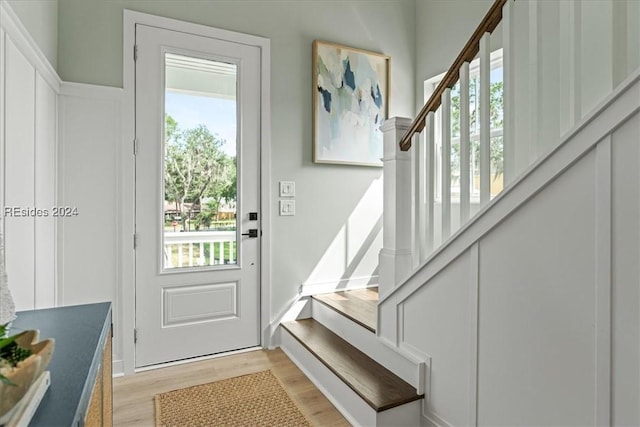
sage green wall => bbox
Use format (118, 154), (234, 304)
(57, 0), (416, 320)
(7, 0), (58, 69)
(415, 0), (493, 109)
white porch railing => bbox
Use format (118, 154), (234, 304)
(164, 231), (236, 268)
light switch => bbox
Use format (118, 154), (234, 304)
(279, 181), (295, 197)
(279, 200), (295, 216)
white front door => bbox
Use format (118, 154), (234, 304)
(134, 24), (261, 367)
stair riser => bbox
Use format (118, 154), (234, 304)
(311, 298), (420, 389)
(280, 327), (422, 427)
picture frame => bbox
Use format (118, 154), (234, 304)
(312, 40), (390, 167)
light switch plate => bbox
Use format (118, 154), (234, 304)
(279, 200), (295, 216)
(279, 181), (295, 197)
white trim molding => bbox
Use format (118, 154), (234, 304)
(594, 136), (612, 425)
(59, 82), (123, 100)
(300, 275), (379, 296)
(1, 0), (60, 310)
(0, 1), (60, 92)
(467, 243), (480, 426)
(266, 294), (310, 349)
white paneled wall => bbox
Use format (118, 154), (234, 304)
(57, 84), (121, 308)
(4, 35), (36, 308)
(35, 73), (58, 307)
(380, 75), (640, 425)
(508, 0), (640, 176)
(1, 1), (125, 372)
(57, 83), (123, 372)
(0, 3), (59, 310)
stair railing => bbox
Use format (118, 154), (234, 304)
(380, 0), (637, 301)
(379, 0), (509, 297)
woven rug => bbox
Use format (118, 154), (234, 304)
(154, 370), (311, 426)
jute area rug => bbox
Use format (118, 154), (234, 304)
(154, 370), (311, 426)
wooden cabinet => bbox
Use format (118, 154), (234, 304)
(13, 302), (112, 426)
(85, 326), (112, 426)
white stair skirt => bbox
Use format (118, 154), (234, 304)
(311, 297), (422, 390)
(280, 327), (422, 427)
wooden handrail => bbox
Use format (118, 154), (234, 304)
(399, 0), (508, 151)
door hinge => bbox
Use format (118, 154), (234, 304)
(133, 233), (138, 249)
(134, 45), (138, 61)
(133, 138), (138, 155)
(134, 328), (138, 344)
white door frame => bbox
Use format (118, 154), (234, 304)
(121, 10), (271, 375)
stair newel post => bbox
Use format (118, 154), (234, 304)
(379, 117), (414, 300)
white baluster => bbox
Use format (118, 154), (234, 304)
(412, 133), (423, 268)
(425, 112), (435, 255)
(460, 62), (471, 223)
(479, 32), (491, 205)
(178, 244), (183, 268)
(198, 242), (205, 266)
(559, 0), (582, 135)
(528, 0), (540, 163)
(417, 131), (427, 265)
(502, 0), (516, 185)
(165, 244), (174, 268)
(188, 242), (194, 267)
(209, 242), (215, 266)
(441, 89), (452, 239)
(230, 240), (235, 264)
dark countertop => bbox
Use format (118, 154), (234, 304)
(11, 302), (112, 427)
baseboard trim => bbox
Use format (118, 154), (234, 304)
(423, 409), (454, 427)
(112, 359), (124, 377)
(265, 294), (310, 348)
(300, 276), (379, 297)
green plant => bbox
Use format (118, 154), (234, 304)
(0, 324), (31, 385)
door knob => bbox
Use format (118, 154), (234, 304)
(241, 229), (258, 238)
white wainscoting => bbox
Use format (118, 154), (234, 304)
(380, 73), (640, 425)
(58, 82), (123, 373)
(1, 0), (125, 375)
(0, 2), (59, 310)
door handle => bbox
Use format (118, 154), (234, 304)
(241, 229), (258, 238)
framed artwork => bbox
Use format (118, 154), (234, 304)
(313, 40), (390, 167)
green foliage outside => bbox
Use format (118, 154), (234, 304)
(450, 77), (504, 180)
(164, 114), (236, 230)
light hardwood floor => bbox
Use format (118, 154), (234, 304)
(113, 348), (350, 426)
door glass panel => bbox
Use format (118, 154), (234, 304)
(163, 53), (237, 269)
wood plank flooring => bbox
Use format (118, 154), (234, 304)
(113, 348), (349, 426)
(312, 287), (378, 332)
(281, 319), (422, 412)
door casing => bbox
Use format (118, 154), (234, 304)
(121, 10), (271, 375)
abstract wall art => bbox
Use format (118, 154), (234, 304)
(313, 40), (390, 167)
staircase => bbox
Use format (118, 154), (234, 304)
(279, 288), (424, 426)
(375, 0), (639, 425)
(278, 0), (639, 424)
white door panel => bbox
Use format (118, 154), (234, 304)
(135, 24), (261, 367)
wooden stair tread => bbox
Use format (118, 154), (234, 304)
(281, 318), (422, 412)
(312, 288), (378, 333)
